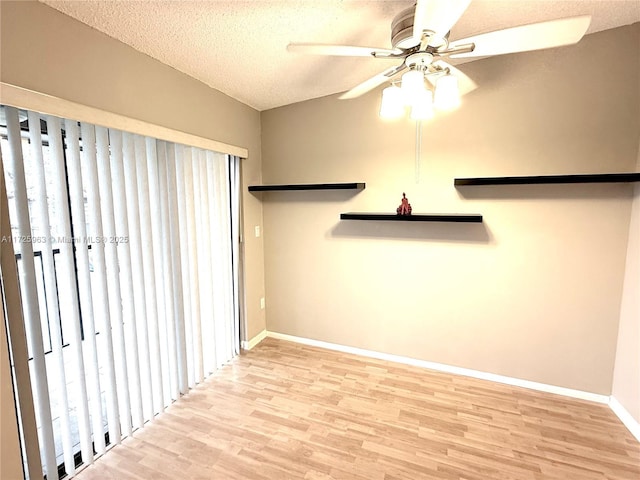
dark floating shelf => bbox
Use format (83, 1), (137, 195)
(340, 213), (483, 223)
(249, 182), (365, 192)
(455, 173), (640, 186)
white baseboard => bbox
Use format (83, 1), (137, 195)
(609, 396), (640, 442)
(266, 331), (609, 405)
(241, 329), (267, 351)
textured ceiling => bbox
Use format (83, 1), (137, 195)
(40, 0), (640, 111)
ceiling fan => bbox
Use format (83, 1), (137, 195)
(287, 0), (591, 118)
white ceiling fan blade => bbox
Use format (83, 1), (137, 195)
(413, 0), (472, 41)
(339, 64), (407, 100)
(449, 15), (591, 58)
(428, 61), (477, 96)
(287, 43), (401, 57)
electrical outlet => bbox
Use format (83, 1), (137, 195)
(260, 297), (265, 309)
(255, 225), (261, 237)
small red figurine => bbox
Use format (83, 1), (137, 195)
(396, 192), (412, 216)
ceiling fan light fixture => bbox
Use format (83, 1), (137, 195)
(434, 73), (460, 110)
(410, 89), (434, 121)
(379, 85), (405, 119)
(401, 69), (426, 103)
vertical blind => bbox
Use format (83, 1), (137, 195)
(0, 105), (241, 480)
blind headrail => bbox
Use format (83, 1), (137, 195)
(0, 82), (248, 158)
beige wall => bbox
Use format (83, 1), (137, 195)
(0, 0), (266, 340)
(261, 24), (640, 395)
(612, 137), (640, 422)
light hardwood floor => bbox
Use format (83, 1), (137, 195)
(76, 338), (639, 480)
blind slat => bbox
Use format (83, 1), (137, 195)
(191, 150), (207, 381)
(140, 137), (165, 415)
(110, 130), (135, 436)
(198, 150), (216, 375)
(173, 144), (195, 390)
(130, 135), (154, 422)
(230, 157), (242, 355)
(154, 143), (172, 404)
(157, 142), (179, 401)
(185, 148), (204, 383)
(146, 139), (168, 412)
(166, 144), (188, 395)
(115, 132), (144, 431)
(95, 126), (123, 444)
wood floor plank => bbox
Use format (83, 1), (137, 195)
(75, 338), (640, 479)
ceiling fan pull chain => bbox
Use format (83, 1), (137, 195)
(415, 120), (422, 184)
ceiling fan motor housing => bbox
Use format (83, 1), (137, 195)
(391, 5), (449, 51)
(391, 6), (419, 49)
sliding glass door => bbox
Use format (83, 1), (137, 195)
(0, 105), (241, 480)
